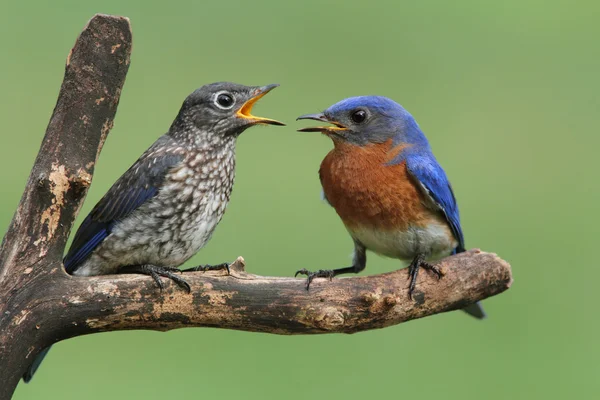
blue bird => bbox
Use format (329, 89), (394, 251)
(296, 95), (485, 319)
(23, 82), (284, 382)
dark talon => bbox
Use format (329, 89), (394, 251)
(408, 261), (419, 300)
(120, 264), (191, 293)
(149, 271), (163, 290)
(295, 269), (336, 290)
(295, 268), (309, 278)
(429, 263), (443, 279)
(306, 276), (314, 290)
(407, 255), (444, 299)
(183, 262), (231, 275)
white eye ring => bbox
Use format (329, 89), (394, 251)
(213, 91), (235, 110)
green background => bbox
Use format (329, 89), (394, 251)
(2, 0), (597, 399)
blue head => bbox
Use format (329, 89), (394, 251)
(297, 96), (429, 148)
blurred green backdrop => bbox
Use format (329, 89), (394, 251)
(2, 0), (598, 399)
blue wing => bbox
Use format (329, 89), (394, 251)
(404, 152), (465, 253)
(63, 135), (185, 273)
(406, 153), (486, 319)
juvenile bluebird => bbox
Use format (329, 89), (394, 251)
(295, 96), (485, 319)
(23, 82), (284, 382)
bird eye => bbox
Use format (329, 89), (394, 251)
(351, 109), (367, 124)
(215, 92), (235, 109)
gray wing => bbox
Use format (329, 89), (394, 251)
(64, 135), (185, 273)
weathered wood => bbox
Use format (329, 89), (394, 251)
(53, 250), (511, 335)
(0, 14), (132, 399)
(0, 13), (513, 400)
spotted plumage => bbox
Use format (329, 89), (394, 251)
(296, 95), (485, 320)
(23, 82), (283, 383)
(67, 134), (236, 276)
(63, 82), (283, 278)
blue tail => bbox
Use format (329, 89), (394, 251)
(23, 346), (51, 383)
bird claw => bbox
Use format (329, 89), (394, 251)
(295, 269), (336, 290)
(407, 256), (444, 300)
(120, 264), (191, 293)
(184, 263), (231, 275)
(429, 264), (444, 279)
(294, 268), (310, 278)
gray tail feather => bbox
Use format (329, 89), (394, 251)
(453, 247), (486, 319)
(23, 346), (51, 383)
(462, 302), (486, 319)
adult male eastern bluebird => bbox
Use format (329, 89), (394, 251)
(295, 95), (485, 320)
(23, 82), (284, 382)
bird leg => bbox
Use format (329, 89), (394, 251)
(183, 263), (231, 275)
(119, 264), (190, 293)
(296, 241), (366, 290)
(407, 254), (444, 299)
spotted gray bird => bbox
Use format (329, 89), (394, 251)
(23, 82), (284, 382)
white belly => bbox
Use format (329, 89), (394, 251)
(347, 221), (457, 261)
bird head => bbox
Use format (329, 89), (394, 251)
(297, 96), (426, 147)
(171, 82), (284, 140)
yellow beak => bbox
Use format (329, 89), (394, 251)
(236, 84), (285, 126)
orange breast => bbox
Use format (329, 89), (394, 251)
(320, 139), (437, 231)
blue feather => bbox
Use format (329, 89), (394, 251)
(64, 227), (109, 272)
(404, 151), (465, 253)
(317, 95), (481, 317)
(63, 135), (185, 273)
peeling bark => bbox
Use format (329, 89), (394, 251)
(65, 250), (511, 334)
(0, 14), (132, 399)
(0, 13), (513, 400)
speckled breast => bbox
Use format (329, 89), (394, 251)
(91, 141), (237, 272)
(148, 142), (237, 263)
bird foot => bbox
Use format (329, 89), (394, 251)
(183, 263), (230, 275)
(120, 264), (190, 293)
(295, 269), (336, 290)
(407, 255), (444, 300)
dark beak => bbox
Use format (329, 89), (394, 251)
(236, 84), (285, 126)
(296, 113), (347, 132)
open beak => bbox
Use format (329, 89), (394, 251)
(236, 84), (285, 126)
(296, 113), (347, 133)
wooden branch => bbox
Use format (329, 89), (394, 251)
(0, 13), (513, 400)
(0, 14), (131, 399)
(55, 249), (511, 335)
(0, 14), (131, 276)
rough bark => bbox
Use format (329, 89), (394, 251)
(0, 14), (132, 399)
(51, 249), (511, 334)
(0, 14), (513, 400)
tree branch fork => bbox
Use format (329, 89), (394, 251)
(0, 13), (512, 399)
